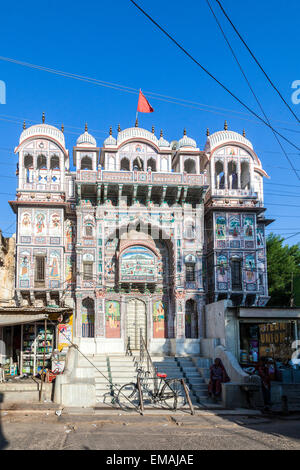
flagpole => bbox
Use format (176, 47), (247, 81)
(136, 89), (141, 124)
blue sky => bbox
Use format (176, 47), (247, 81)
(0, 0), (299, 243)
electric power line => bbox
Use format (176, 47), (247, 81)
(205, 0), (300, 180)
(215, 0), (300, 124)
(128, 0), (300, 153)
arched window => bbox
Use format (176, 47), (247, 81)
(185, 299), (198, 339)
(228, 160), (238, 189)
(133, 157), (144, 171)
(108, 155), (115, 171)
(50, 155), (60, 170)
(24, 154), (33, 183)
(120, 158), (130, 171)
(184, 221), (195, 239)
(215, 161), (224, 189)
(81, 156), (93, 170)
(81, 298), (95, 338)
(161, 157), (168, 172)
(184, 159), (196, 174)
(147, 158), (156, 171)
(84, 223), (93, 237)
(37, 155), (47, 170)
(241, 161), (250, 189)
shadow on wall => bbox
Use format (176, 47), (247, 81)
(0, 393), (8, 449)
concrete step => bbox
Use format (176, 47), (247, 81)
(193, 358), (212, 368)
(198, 367), (210, 378)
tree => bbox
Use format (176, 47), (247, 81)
(266, 234), (300, 307)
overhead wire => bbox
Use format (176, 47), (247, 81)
(214, 0), (300, 124)
(128, 0), (300, 152)
(205, 0), (300, 180)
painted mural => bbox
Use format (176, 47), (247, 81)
(20, 212), (32, 235)
(19, 251), (30, 280)
(216, 216), (226, 240)
(216, 254), (228, 283)
(120, 246), (156, 282)
(65, 255), (75, 285)
(245, 254), (255, 283)
(35, 211), (46, 236)
(244, 216), (254, 240)
(228, 215), (240, 237)
(257, 226), (264, 247)
(105, 301), (121, 338)
(50, 213), (61, 236)
(49, 251), (60, 279)
(153, 301), (166, 338)
(66, 219), (75, 246)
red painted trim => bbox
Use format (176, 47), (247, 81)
(209, 141), (262, 167)
(15, 135), (68, 157)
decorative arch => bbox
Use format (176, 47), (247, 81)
(147, 157), (156, 171)
(119, 245), (157, 282)
(185, 299), (198, 338)
(50, 155), (60, 170)
(120, 157), (130, 171)
(184, 158), (196, 174)
(215, 160), (224, 189)
(24, 154), (33, 183)
(81, 156), (93, 170)
(132, 157), (144, 171)
(81, 297), (95, 337)
(37, 154), (47, 170)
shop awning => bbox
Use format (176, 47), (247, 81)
(0, 313), (49, 327)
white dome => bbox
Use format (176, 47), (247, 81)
(76, 130), (97, 147)
(158, 136), (170, 148)
(19, 124), (66, 148)
(104, 134), (117, 146)
(205, 130), (253, 153)
(178, 134), (197, 148)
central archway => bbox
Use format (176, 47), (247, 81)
(126, 298), (147, 350)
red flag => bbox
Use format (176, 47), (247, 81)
(137, 90), (154, 113)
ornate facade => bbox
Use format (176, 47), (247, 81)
(10, 120), (270, 355)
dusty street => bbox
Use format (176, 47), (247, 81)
(0, 410), (300, 451)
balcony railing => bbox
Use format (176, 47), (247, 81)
(76, 169), (208, 186)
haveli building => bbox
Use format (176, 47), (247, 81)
(10, 116), (271, 357)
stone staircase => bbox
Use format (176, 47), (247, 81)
(76, 353), (216, 408)
(0, 378), (52, 403)
(153, 356), (214, 406)
(77, 354), (138, 406)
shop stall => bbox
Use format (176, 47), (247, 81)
(0, 307), (73, 378)
(238, 308), (300, 383)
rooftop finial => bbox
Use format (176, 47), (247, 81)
(224, 120), (228, 131)
(23, 120), (26, 130)
(85, 122), (88, 132)
(117, 123), (121, 132)
(242, 128), (246, 137)
(42, 112), (45, 123)
(109, 126), (112, 135)
(135, 117), (138, 127)
(61, 123), (64, 133)
(183, 128), (187, 136)
(152, 126), (155, 134)
(206, 128), (210, 136)
(160, 129), (163, 138)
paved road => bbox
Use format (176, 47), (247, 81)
(1, 411), (300, 450)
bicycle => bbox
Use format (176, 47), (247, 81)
(117, 368), (187, 411)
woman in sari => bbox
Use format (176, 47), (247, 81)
(208, 358), (230, 401)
